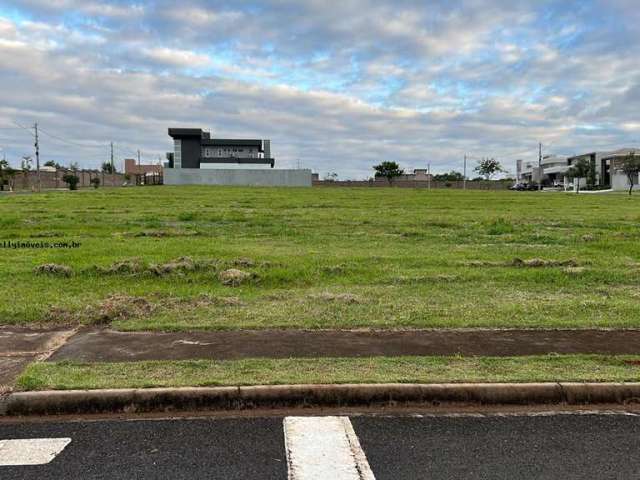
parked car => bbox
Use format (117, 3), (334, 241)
(509, 183), (540, 191)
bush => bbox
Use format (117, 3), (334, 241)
(90, 177), (100, 189)
(62, 173), (80, 190)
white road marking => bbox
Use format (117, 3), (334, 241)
(284, 416), (375, 480)
(0, 438), (71, 466)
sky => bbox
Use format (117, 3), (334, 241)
(0, 0), (639, 179)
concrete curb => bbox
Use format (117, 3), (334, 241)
(3, 382), (640, 416)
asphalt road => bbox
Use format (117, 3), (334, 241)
(1, 412), (639, 479)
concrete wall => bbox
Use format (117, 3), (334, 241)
(164, 168), (312, 187)
(612, 171), (640, 191)
(313, 179), (512, 190)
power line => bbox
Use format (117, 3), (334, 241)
(12, 121), (35, 135)
(37, 127), (109, 150)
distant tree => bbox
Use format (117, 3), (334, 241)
(324, 172), (338, 182)
(474, 158), (504, 180)
(0, 159), (16, 191)
(433, 171), (464, 182)
(62, 173), (80, 190)
(470, 176), (484, 182)
(566, 158), (591, 194)
(101, 161), (116, 173)
(620, 151), (640, 196)
(43, 160), (62, 169)
(69, 162), (80, 172)
(373, 161), (404, 185)
(90, 177), (100, 189)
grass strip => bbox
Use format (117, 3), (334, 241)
(16, 355), (640, 391)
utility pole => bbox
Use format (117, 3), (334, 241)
(427, 163), (431, 190)
(463, 154), (467, 190)
(538, 142), (542, 191)
(137, 150), (141, 186)
(110, 142), (114, 186)
(137, 149), (141, 168)
(34, 122), (41, 192)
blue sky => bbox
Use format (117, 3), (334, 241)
(0, 0), (639, 178)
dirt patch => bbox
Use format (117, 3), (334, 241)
(218, 269), (257, 287)
(45, 292), (245, 326)
(97, 257), (219, 276)
(230, 257), (255, 268)
(511, 258), (579, 268)
(97, 258), (146, 275)
(463, 258), (579, 268)
(34, 263), (73, 277)
(308, 292), (363, 304)
(581, 234), (596, 242)
(45, 294), (155, 325)
(148, 256), (198, 276)
(89, 294), (155, 325)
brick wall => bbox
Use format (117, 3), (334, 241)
(4, 170), (128, 191)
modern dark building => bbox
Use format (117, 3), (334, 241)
(164, 127), (311, 187)
(167, 128), (273, 169)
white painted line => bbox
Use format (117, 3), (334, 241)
(0, 438), (71, 466)
(284, 416), (375, 480)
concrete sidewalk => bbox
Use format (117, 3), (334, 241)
(0, 328), (75, 390)
(47, 327), (640, 362)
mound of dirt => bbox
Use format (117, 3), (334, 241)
(511, 258), (579, 268)
(231, 257), (255, 267)
(218, 269), (255, 287)
(87, 294), (155, 325)
(98, 258), (146, 275)
(148, 256), (197, 276)
(34, 263), (73, 277)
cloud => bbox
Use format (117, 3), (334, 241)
(0, 0), (638, 177)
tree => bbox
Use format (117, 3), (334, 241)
(101, 161), (116, 173)
(0, 159), (16, 191)
(324, 172), (338, 182)
(43, 160), (62, 169)
(474, 158), (504, 180)
(373, 161), (404, 185)
(62, 173), (80, 190)
(90, 177), (101, 189)
(620, 151), (640, 196)
(433, 171), (464, 182)
(69, 162), (80, 172)
(566, 158), (591, 194)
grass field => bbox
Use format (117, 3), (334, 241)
(17, 355), (640, 390)
(1, 186), (640, 331)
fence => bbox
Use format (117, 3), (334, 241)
(1, 170), (128, 191)
(313, 179), (512, 190)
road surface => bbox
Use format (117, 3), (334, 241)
(1, 411), (639, 479)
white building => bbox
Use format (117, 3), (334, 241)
(516, 148), (640, 191)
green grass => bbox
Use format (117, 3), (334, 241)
(2, 186), (640, 330)
(16, 355), (640, 390)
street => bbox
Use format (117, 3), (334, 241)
(1, 411), (639, 479)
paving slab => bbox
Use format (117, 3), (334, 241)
(48, 328), (640, 363)
(0, 327), (68, 354)
(0, 358), (33, 388)
(0, 328), (76, 388)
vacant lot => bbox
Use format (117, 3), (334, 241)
(1, 186), (639, 331)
